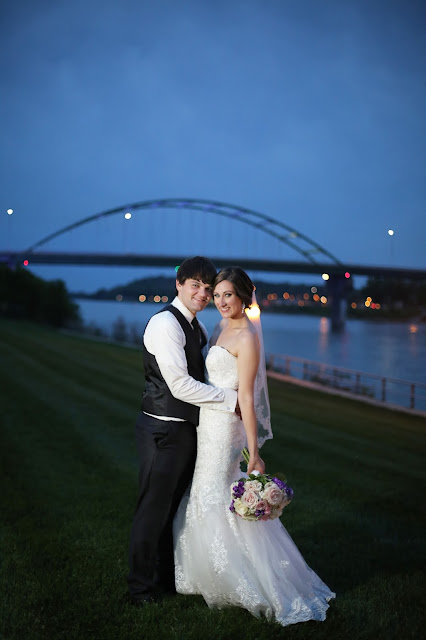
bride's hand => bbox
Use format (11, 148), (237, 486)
(248, 454), (265, 475)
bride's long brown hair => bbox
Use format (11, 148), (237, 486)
(213, 267), (254, 308)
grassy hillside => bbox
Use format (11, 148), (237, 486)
(1, 318), (425, 640)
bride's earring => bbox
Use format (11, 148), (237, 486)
(242, 303), (245, 315)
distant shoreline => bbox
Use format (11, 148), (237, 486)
(71, 294), (425, 322)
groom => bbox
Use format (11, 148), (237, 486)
(127, 256), (238, 604)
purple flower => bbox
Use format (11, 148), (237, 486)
(273, 477), (286, 490)
(232, 480), (245, 498)
(229, 499), (236, 512)
(285, 486), (294, 500)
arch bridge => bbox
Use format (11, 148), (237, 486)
(5, 198), (423, 330)
(25, 197), (349, 329)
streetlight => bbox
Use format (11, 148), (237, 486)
(387, 229), (395, 262)
(5, 209), (14, 251)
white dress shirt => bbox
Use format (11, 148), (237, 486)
(143, 296), (238, 421)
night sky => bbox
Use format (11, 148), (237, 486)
(1, 0), (425, 293)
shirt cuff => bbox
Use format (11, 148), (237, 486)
(199, 387), (238, 413)
(223, 388), (238, 412)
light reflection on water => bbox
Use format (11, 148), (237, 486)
(74, 299), (425, 385)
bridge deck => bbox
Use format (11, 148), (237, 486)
(1, 250), (425, 279)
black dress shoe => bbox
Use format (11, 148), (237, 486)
(129, 592), (157, 606)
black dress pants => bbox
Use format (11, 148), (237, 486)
(127, 412), (197, 597)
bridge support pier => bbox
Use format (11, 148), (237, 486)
(326, 274), (347, 332)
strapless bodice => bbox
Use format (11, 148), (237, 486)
(205, 345), (239, 390)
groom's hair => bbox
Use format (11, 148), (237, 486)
(176, 256), (217, 286)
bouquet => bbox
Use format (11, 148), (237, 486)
(229, 448), (293, 522)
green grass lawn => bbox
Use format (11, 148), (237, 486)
(1, 317), (425, 640)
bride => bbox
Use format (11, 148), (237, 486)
(173, 266), (335, 627)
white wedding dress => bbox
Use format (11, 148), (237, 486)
(173, 346), (335, 627)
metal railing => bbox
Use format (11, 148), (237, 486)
(266, 353), (426, 413)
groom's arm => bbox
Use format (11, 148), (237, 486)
(144, 312), (237, 412)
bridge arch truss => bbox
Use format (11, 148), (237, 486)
(26, 198), (342, 265)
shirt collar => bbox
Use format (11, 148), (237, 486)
(171, 296), (195, 324)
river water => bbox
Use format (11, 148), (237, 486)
(74, 298), (425, 387)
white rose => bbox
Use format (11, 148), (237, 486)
(241, 489), (260, 513)
(244, 480), (263, 493)
(263, 482), (284, 506)
(233, 499), (248, 517)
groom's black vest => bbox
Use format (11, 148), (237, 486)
(141, 304), (205, 426)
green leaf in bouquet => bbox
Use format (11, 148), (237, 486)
(272, 471), (288, 483)
(248, 473), (264, 482)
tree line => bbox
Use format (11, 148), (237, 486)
(0, 265), (81, 328)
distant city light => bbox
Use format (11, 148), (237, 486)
(319, 317), (328, 333)
(409, 325), (418, 334)
(116, 294), (123, 301)
(344, 272), (351, 279)
(303, 293), (309, 300)
(7, 208), (13, 215)
(313, 294), (320, 302)
(320, 296), (327, 304)
(175, 265), (180, 272)
(311, 286), (317, 293)
(161, 296), (168, 302)
(154, 295), (161, 302)
(283, 292), (289, 299)
(387, 229), (394, 236)
(351, 302), (357, 309)
(124, 212), (132, 220)
(23, 259), (29, 266)
(246, 304), (260, 319)
(139, 295), (146, 302)
(322, 273), (329, 281)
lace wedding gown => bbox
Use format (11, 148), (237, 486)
(173, 346), (335, 627)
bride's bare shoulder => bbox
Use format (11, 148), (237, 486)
(238, 322), (259, 350)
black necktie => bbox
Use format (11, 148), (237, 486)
(192, 317), (206, 348)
